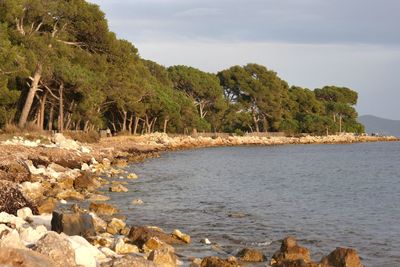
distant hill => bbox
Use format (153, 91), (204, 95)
(358, 115), (400, 137)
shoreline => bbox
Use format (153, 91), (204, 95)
(0, 132), (395, 266)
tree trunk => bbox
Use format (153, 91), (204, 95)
(48, 103), (54, 131)
(133, 116), (139, 135)
(58, 83), (64, 132)
(151, 117), (157, 133)
(339, 114), (342, 134)
(128, 114), (133, 134)
(37, 91), (48, 130)
(163, 119), (169, 133)
(121, 109), (127, 132)
(252, 113), (260, 133)
(18, 64), (42, 128)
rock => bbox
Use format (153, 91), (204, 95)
(57, 177), (75, 190)
(74, 172), (101, 191)
(37, 198), (57, 215)
(113, 159), (128, 168)
(132, 198), (144, 205)
(271, 237), (311, 266)
(172, 229), (191, 243)
(29, 214), (53, 230)
(0, 247), (56, 267)
(200, 256), (243, 267)
(321, 247), (364, 267)
(53, 133), (80, 150)
(106, 218), (126, 235)
(17, 207), (33, 220)
(20, 182), (44, 202)
(19, 225), (47, 245)
(48, 163), (68, 173)
(190, 258), (203, 267)
(90, 212), (108, 233)
(87, 193), (110, 202)
(56, 190), (85, 201)
(0, 180), (39, 215)
(143, 237), (175, 253)
(81, 163), (90, 171)
(121, 226), (131, 236)
(128, 226), (184, 247)
(148, 248), (178, 267)
(89, 202), (118, 216)
(69, 235), (106, 267)
(99, 247), (118, 258)
(33, 232), (76, 267)
(109, 184), (128, 193)
(0, 229), (26, 249)
(272, 259), (319, 267)
(51, 211), (95, 237)
(114, 237), (139, 254)
(0, 160), (30, 182)
(236, 248), (265, 262)
(127, 173), (138, 179)
(102, 255), (158, 267)
(0, 211), (27, 229)
(200, 238), (211, 245)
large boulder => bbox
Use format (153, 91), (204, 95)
(101, 255), (158, 267)
(200, 256), (243, 267)
(0, 247), (56, 267)
(236, 248), (265, 262)
(51, 211), (95, 237)
(128, 226), (184, 247)
(69, 235), (106, 267)
(271, 237), (311, 266)
(148, 248), (178, 267)
(74, 172), (101, 191)
(0, 180), (38, 215)
(89, 202), (118, 216)
(32, 232), (76, 267)
(320, 247), (363, 267)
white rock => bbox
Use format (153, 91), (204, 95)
(60, 199), (68, 204)
(19, 225), (47, 245)
(99, 247), (119, 258)
(0, 229), (26, 249)
(81, 146), (91, 153)
(20, 182), (44, 201)
(91, 157), (99, 165)
(81, 163), (90, 171)
(200, 238), (211, 245)
(29, 214), (53, 230)
(131, 199), (144, 205)
(114, 237), (139, 254)
(69, 235), (106, 267)
(17, 207), (33, 220)
(0, 212), (27, 229)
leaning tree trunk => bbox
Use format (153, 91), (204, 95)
(121, 109), (127, 132)
(37, 91), (48, 130)
(252, 113), (260, 133)
(163, 118), (169, 133)
(133, 116), (140, 135)
(128, 114), (133, 134)
(58, 83), (64, 132)
(18, 64), (42, 128)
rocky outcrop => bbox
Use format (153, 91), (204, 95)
(0, 180), (38, 215)
(236, 248), (265, 262)
(128, 226), (184, 247)
(51, 211), (95, 237)
(0, 247), (56, 267)
(89, 202), (118, 216)
(321, 247), (363, 267)
(271, 237), (311, 266)
(32, 232), (76, 267)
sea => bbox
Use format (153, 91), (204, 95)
(104, 142), (400, 266)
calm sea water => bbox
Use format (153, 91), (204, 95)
(105, 142), (400, 266)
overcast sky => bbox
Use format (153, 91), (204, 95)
(88, 0), (400, 120)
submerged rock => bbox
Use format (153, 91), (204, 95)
(128, 226), (184, 247)
(236, 248), (265, 262)
(172, 229), (191, 243)
(109, 184), (128, 193)
(127, 173), (138, 179)
(0, 247), (56, 267)
(321, 247), (364, 267)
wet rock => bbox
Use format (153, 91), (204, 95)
(128, 226), (184, 247)
(148, 247), (178, 267)
(200, 238), (211, 245)
(74, 172), (101, 191)
(200, 256), (243, 267)
(56, 189), (85, 201)
(0, 180), (38, 215)
(89, 202), (118, 216)
(106, 218), (126, 235)
(272, 259), (320, 267)
(114, 237), (139, 254)
(102, 255), (158, 267)
(109, 184), (128, 193)
(0, 247), (56, 267)
(271, 237), (311, 266)
(87, 193), (110, 202)
(172, 229), (191, 243)
(321, 247), (363, 267)
(69, 235), (106, 267)
(51, 211), (95, 237)
(190, 258), (203, 267)
(132, 198), (144, 205)
(236, 248), (265, 262)
(127, 173), (138, 179)
(37, 197), (57, 214)
(33, 232), (76, 267)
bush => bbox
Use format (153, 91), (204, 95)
(63, 130), (100, 143)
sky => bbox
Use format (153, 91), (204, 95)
(88, 0), (400, 120)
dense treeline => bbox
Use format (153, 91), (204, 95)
(0, 0), (364, 135)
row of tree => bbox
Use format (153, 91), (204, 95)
(0, 0), (364, 135)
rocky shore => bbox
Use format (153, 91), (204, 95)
(0, 132), (395, 267)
